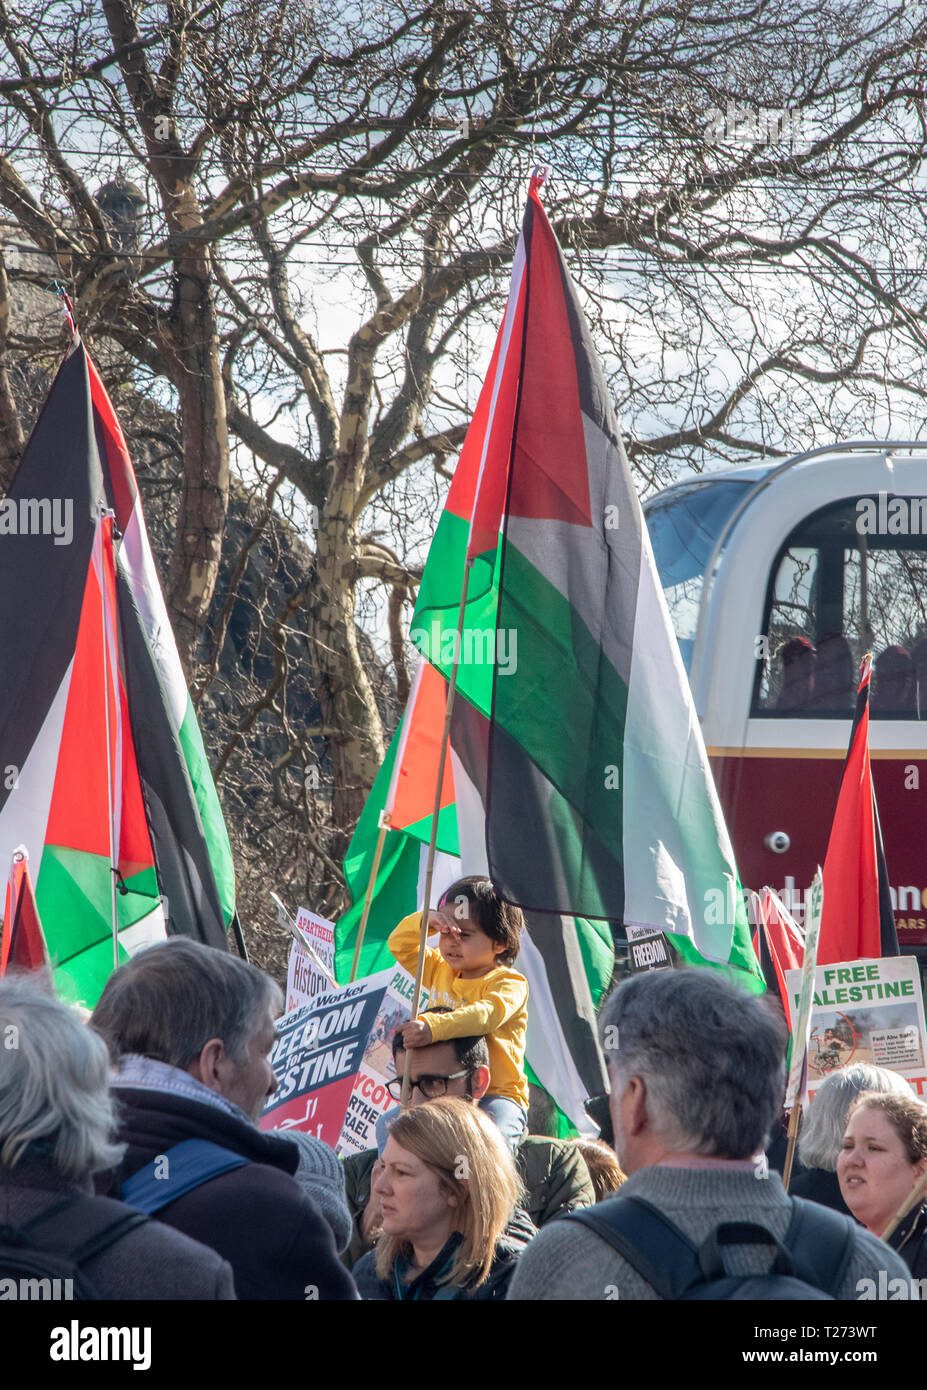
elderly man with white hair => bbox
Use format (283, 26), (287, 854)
(507, 968), (912, 1300)
(0, 975), (234, 1298)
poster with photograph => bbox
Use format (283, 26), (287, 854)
(785, 955), (927, 1099)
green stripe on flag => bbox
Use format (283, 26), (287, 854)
(178, 697), (236, 924)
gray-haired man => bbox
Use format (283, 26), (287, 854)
(507, 968), (913, 1300)
(91, 938), (357, 1300)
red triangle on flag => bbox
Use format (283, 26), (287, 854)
(43, 516), (155, 877)
(0, 847), (49, 975)
(387, 662), (456, 832)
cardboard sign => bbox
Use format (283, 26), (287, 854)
(262, 964), (430, 1155)
(285, 908), (336, 1012)
(627, 932), (672, 972)
(785, 954), (927, 1098)
(784, 867), (823, 1108)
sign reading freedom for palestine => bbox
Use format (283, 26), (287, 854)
(261, 976), (388, 1144)
(260, 963), (431, 1153)
(785, 955), (927, 1097)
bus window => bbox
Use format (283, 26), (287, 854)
(645, 478), (754, 673)
(752, 497), (927, 718)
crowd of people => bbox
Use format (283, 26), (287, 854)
(1, 874), (927, 1300)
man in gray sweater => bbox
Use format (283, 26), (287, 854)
(507, 969), (912, 1300)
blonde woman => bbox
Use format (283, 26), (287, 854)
(353, 1096), (532, 1300)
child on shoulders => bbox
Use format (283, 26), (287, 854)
(388, 876), (529, 1150)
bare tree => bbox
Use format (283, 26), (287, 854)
(3, 0), (927, 912)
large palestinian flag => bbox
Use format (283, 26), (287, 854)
(339, 180), (762, 1084)
(408, 178), (760, 984)
(0, 339), (234, 1005)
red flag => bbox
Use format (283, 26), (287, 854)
(0, 847), (49, 975)
(751, 887), (804, 1016)
(818, 656), (899, 965)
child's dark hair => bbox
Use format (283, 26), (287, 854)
(437, 876), (523, 966)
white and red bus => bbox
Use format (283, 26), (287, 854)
(645, 443), (927, 972)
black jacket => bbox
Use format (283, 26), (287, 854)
(890, 1201), (927, 1278)
(101, 1086), (357, 1300)
(788, 1167), (851, 1217)
(353, 1210), (535, 1301)
(2, 1156), (235, 1299)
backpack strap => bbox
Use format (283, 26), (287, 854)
(4, 1194), (149, 1266)
(121, 1138), (249, 1215)
(568, 1193), (857, 1298)
(781, 1196), (856, 1296)
(567, 1196), (702, 1299)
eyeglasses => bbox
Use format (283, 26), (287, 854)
(385, 1069), (470, 1101)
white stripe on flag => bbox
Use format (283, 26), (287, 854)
(622, 521), (740, 961)
(0, 661), (73, 883)
(118, 499), (188, 729)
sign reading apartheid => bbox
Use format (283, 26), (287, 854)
(261, 964), (430, 1153)
(785, 955), (927, 1097)
(285, 908), (337, 1012)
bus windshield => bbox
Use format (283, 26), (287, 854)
(644, 478), (756, 672)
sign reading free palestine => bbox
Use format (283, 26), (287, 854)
(785, 955), (927, 1098)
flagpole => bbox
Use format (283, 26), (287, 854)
(400, 564), (471, 1108)
(782, 867), (824, 1191)
(97, 513), (120, 969)
(881, 1167), (927, 1243)
(349, 812), (390, 982)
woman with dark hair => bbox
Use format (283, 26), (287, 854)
(837, 1090), (927, 1274)
(353, 1098), (531, 1300)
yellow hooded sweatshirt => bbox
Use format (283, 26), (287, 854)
(388, 912), (529, 1108)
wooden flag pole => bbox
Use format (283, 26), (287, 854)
(881, 1167), (927, 1243)
(781, 1099), (802, 1192)
(400, 561), (471, 1109)
(348, 812), (390, 983)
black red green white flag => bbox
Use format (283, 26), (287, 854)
(0, 341), (234, 1005)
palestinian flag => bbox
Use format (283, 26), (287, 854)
(0, 340), (234, 1005)
(819, 655), (899, 965)
(0, 847), (49, 975)
(751, 886), (804, 1017)
(338, 659), (614, 1132)
(338, 179), (765, 1127)
(408, 177), (762, 989)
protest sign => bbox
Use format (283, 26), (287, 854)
(784, 867), (823, 1110)
(262, 963), (429, 1154)
(627, 932), (672, 973)
(285, 908), (337, 1012)
(338, 964), (431, 1155)
(785, 955), (927, 1098)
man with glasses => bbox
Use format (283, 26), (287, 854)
(340, 1018), (595, 1270)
